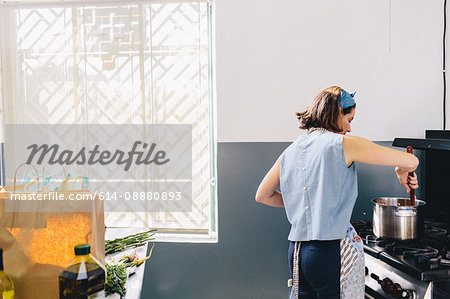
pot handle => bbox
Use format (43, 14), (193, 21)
(394, 206), (417, 217)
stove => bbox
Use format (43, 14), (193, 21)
(352, 130), (450, 298)
(352, 220), (450, 299)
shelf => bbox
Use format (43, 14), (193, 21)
(392, 138), (450, 151)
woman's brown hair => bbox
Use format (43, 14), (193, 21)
(296, 86), (355, 132)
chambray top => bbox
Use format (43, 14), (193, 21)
(280, 131), (358, 241)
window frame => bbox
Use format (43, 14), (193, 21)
(0, 0), (218, 243)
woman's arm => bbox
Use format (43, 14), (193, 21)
(255, 157), (284, 207)
(343, 135), (419, 192)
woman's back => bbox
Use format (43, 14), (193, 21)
(280, 131), (357, 241)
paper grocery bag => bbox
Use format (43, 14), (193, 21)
(0, 189), (105, 299)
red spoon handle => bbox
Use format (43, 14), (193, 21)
(406, 146), (415, 206)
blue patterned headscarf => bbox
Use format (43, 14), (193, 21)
(339, 90), (356, 109)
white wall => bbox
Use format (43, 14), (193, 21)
(215, 0), (444, 142)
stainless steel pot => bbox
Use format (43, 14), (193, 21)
(372, 197), (426, 240)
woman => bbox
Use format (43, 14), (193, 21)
(255, 86), (419, 299)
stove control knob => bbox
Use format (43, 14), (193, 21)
(391, 283), (402, 298)
(380, 277), (393, 293)
(364, 267), (368, 276)
(401, 289), (417, 299)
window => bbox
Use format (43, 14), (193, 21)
(0, 0), (217, 241)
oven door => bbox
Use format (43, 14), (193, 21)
(364, 254), (432, 299)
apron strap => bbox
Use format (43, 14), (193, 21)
(292, 241), (301, 299)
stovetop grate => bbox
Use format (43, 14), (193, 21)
(351, 220), (450, 281)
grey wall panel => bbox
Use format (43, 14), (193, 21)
(141, 142), (291, 299)
(141, 141), (424, 299)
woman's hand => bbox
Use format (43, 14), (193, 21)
(395, 168), (419, 193)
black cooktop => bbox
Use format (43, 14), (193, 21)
(352, 220), (450, 282)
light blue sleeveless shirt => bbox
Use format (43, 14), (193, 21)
(280, 131), (358, 241)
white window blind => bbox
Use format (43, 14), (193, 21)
(0, 0), (216, 237)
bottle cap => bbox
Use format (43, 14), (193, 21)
(74, 244), (91, 255)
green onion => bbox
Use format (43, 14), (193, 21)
(105, 229), (156, 255)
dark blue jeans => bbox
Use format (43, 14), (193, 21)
(288, 240), (340, 299)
